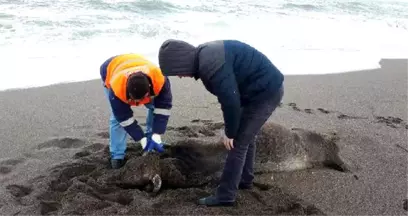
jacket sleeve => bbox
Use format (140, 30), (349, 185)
(209, 63), (241, 139)
(152, 77), (173, 134)
(107, 88), (145, 142)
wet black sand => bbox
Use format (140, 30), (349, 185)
(0, 59), (407, 215)
(3, 121), (341, 215)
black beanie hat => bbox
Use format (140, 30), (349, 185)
(158, 39), (197, 77)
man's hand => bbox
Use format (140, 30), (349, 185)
(141, 134), (165, 154)
(223, 133), (234, 150)
(150, 134), (165, 153)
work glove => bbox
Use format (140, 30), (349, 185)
(140, 134), (165, 153)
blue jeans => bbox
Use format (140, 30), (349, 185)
(103, 87), (154, 159)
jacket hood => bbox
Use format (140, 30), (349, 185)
(158, 39), (198, 79)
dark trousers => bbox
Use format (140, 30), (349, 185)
(216, 84), (284, 202)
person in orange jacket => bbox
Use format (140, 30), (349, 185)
(100, 53), (173, 169)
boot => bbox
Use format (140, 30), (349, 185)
(110, 159), (125, 169)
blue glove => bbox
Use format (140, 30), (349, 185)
(140, 134), (165, 153)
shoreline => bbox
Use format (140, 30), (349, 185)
(0, 58), (406, 215)
(1, 58), (404, 93)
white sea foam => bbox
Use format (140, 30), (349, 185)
(0, 0), (407, 90)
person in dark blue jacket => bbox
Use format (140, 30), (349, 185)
(158, 39), (284, 206)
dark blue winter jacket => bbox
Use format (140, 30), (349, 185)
(158, 40), (284, 139)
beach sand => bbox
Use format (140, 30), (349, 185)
(0, 59), (406, 215)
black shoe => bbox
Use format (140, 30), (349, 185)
(238, 182), (253, 190)
(110, 159), (125, 169)
(197, 196), (235, 207)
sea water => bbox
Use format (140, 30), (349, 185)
(0, 0), (407, 90)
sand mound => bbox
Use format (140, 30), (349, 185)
(37, 138), (87, 150)
(5, 121), (351, 215)
(254, 122), (349, 173)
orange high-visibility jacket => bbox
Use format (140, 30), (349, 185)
(104, 53), (166, 106)
(100, 53), (172, 142)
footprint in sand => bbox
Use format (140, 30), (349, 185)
(288, 103), (302, 112)
(6, 184), (33, 198)
(288, 103), (370, 121)
(286, 103), (315, 114)
(170, 125), (214, 137)
(73, 143), (107, 159)
(337, 114), (368, 120)
(317, 108), (330, 114)
(0, 166), (12, 175)
(191, 119), (213, 124)
(169, 119), (224, 138)
(96, 132), (109, 139)
(0, 157), (26, 175)
(374, 116), (406, 129)
(4, 184), (34, 211)
(36, 137), (87, 150)
(304, 109), (314, 114)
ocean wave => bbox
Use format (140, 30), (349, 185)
(0, 12), (14, 19)
(98, 0), (177, 13)
(281, 3), (322, 11)
(1, 0), (408, 90)
(279, 0), (408, 20)
(333, 1), (384, 17)
(169, 0), (275, 16)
